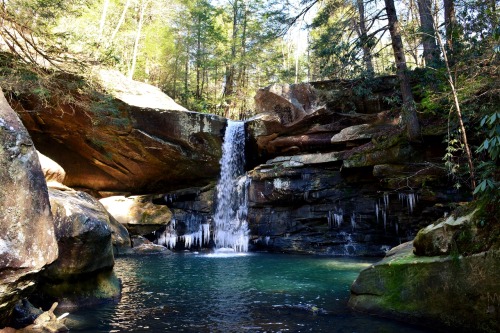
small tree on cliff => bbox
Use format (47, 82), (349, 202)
(384, 0), (421, 142)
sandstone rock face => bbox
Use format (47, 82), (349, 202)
(244, 78), (457, 255)
(100, 195), (173, 235)
(11, 69), (226, 194)
(0, 90), (58, 324)
(36, 151), (68, 189)
(254, 83), (318, 125)
(38, 189), (124, 308)
(348, 242), (500, 332)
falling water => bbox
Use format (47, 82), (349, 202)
(213, 121), (249, 252)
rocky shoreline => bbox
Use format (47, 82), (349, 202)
(1, 69), (498, 332)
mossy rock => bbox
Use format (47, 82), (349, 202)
(349, 242), (500, 332)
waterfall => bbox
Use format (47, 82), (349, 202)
(213, 120), (249, 252)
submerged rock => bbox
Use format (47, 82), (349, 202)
(0, 89), (58, 325)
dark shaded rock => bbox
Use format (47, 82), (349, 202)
(10, 299), (42, 329)
(151, 185), (215, 251)
(348, 241), (500, 333)
(106, 212), (132, 256)
(36, 269), (120, 311)
(0, 89), (58, 325)
(246, 154), (460, 255)
(10, 69), (225, 194)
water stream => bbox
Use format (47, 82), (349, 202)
(63, 253), (433, 333)
(213, 120), (249, 252)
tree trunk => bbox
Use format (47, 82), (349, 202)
(98, 0), (110, 42)
(417, 0), (439, 66)
(129, 0), (147, 79)
(173, 51), (179, 99)
(356, 0), (374, 75)
(110, 0), (131, 44)
(184, 29), (190, 105)
(196, 15), (202, 100)
(443, 0), (458, 65)
(223, 0), (239, 118)
(433, 10), (476, 189)
(385, 0), (421, 141)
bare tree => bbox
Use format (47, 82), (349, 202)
(129, 0), (148, 79)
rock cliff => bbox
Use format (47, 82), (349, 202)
(8, 68), (226, 194)
(244, 78), (464, 255)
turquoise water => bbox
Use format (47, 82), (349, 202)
(64, 253), (431, 333)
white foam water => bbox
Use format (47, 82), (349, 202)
(213, 121), (249, 252)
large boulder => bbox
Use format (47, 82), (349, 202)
(0, 89), (58, 325)
(10, 69), (226, 194)
(413, 208), (478, 256)
(38, 189), (123, 309)
(348, 241), (500, 332)
(100, 195), (173, 235)
(254, 83), (318, 125)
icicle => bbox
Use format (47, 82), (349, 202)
(350, 213), (356, 231)
(265, 236), (270, 245)
(165, 231), (177, 249)
(201, 223), (210, 245)
(182, 234), (193, 249)
(395, 222), (399, 235)
(375, 202), (379, 223)
(383, 193), (389, 208)
(407, 193), (416, 214)
(382, 210), (387, 231)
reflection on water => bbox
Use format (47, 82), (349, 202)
(65, 253), (432, 333)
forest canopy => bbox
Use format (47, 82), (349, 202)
(0, 0), (498, 199)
